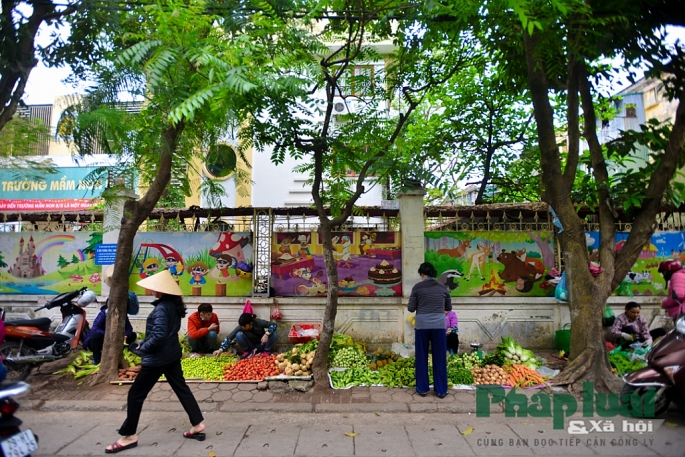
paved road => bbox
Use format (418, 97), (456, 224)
(21, 409), (684, 457)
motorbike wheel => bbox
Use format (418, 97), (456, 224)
(620, 383), (671, 416)
(0, 341), (33, 382)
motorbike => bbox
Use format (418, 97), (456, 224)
(0, 381), (38, 457)
(621, 291), (685, 416)
(0, 287), (96, 382)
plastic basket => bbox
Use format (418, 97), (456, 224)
(555, 323), (571, 354)
(289, 323), (322, 344)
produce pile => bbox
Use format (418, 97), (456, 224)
(54, 350), (100, 379)
(368, 349), (402, 369)
(275, 347), (316, 376)
(446, 353), (479, 385)
(223, 353), (279, 381)
(470, 364), (509, 385)
(180, 353), (236, 380)
(330, 368), (381, 388)
(494, 337), (541, 369)
(330, 346), (368, 369)
(503, 364), (549, 387)
(608, 352), (647, 376)
(118, 365), (140, 381)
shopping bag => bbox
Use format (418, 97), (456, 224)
(555, 271), (569, 302)
(602, 304), (615, 327)
(271, 299), (283, 320)
(242, 299), (254, 315)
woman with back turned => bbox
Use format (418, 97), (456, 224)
(407, 262), (452, 398)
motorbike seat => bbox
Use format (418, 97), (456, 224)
(3, 317), (52, 332)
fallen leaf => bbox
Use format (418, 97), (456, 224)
(462, 427), (473, 435)
(374, 412), (380, 417)
(345, 432), (357, 437)
(209, 452), (216, 457)
(665, 422), (679, 428)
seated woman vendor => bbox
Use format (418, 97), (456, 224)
(610, 302), (665, 348)
(213, 313), (277, 358)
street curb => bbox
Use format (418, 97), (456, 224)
(314, 402), (408, 413)
(41, 400), (126, 411)
(219, 402), (313, 412)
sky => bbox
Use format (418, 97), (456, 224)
(21, 24), (685, 105)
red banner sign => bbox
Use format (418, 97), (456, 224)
(0, 199), (101, 211)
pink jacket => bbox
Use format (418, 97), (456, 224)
(662, 269), (685, 318)
(445, 310), (458, 330)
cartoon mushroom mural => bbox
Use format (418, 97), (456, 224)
(209, 232), (251, 295)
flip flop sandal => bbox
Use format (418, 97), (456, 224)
(183, 431), (206, 441)
(105, 440), (138, 454)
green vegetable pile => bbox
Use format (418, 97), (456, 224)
(608, 353), (647, 376)
(330, 368), (381, 388)
(53, 350), (99, 379)
(123, 347), (142, 366)
(378, 358), (416, 388)
(481, 351), (506, 367)
(447, 353), (482, 370)
(179, 354), (237, 380)
(330, 347), (368, 369)
(298, 339), (319, 354)
(447, 367), (474, 385)
(496, 337), (540, 369)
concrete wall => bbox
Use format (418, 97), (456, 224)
(0, 294), (666, 352)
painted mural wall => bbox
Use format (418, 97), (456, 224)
(0, 232), (102, 294)
(587, 231), (681, 296)
(127, 232), (253, 297)
(425, 231), (556, 297)
(270, 231), (402, 297)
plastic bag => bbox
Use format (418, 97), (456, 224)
(602, 304), (615, 327)
(391, 343), (415, 358)
(616, 280), (634, 297)
(127, 291), (140, 316)
(555, 271), (568, 302)
(270, 299), (282, 320)
(242, 299), (253, 315)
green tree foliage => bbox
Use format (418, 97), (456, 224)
(460, 0), (685, 391)
(57, 255), (68, 269)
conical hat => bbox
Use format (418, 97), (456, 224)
(137, 269), (183, 296)
(103, 265), (115, 287)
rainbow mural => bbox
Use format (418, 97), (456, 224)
(35, 234), (76, 263)
(0, 232), (101, 295)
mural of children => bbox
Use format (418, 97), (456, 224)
(187, 261), (209, 285)
(140, 258), (160, 279)
(210, 253), (235, 282)
(360, 233), (376, 257)
(165, 256), (184, 278)
(297, 235), (311, 258)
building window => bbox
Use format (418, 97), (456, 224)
(337, 66), (375, 97)
(625, 104), (637, 118)
(204, 144), (237, 180)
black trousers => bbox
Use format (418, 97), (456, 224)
(446, 332), (460, 354)
(118, 360), (203, 436)
(87, 333), (136, 364)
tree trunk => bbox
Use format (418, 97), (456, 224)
(553, 244), (622, 394)
(92, 122), (185, 384)
(312, 220), (340, 388)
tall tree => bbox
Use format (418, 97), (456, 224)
(198, 0), (483, 386)
(57, 0), (251, 383)
(0, 0), (116, 132)
(473, 0), (685, 392)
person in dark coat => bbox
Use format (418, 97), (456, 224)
(213, 313), (277, 358)
(105, 270), (205, 454)
(408, 262), (452, 399)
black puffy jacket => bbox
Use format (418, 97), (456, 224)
(137, 295), (182, 367)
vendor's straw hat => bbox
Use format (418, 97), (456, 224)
(103, 265), (115, 287)
(137, 269), (183, 296)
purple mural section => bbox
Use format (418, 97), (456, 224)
(270, 231), (402, 297)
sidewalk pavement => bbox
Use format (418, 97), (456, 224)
(19, 378), (685, 457)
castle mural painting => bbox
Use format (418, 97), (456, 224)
(0, 232), (102, 294)
(425, 231), (556, 297)
(270, 231), (402, 297)
(586, 231), (685, 296)
(127, 232), (253, 297)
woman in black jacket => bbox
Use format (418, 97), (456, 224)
(106, 270), (205, 454)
